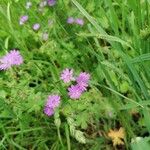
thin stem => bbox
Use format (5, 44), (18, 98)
(57, 127), (64, 149)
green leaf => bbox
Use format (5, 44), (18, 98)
(131, 137), (150, 150)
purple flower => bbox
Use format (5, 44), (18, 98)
(76, 72), (90, 91)
(19, 15), (28, 25)
(76, 72), (90, 83)
(60, 68), (75, 83)
(33, 23), (40, 31)
(46, 95), (60, 108)
(42, 32), (49, 41)
(68, 85), (82, 99)
(47, 0), (56, 6)
(77, 82), (88, 92)
(0, 50), (23, 70)
(44, 94), (60, 116)
(75, 18), (84, 26)
(44, 107), (54, 116)
(26, 2), (32, 9)
(67, 17), (74, 24)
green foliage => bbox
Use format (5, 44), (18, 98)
(131, 137), (150, 150)
(67, 117), (86, 144)
(0, 0), (150, 149)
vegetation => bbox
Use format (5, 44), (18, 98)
(0, 0), (150, 149)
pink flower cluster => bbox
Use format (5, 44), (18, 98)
(44, 69), (90, 117)
(60, 68), (90, 100)
(44, 95), (60, 116)
(0, 50), (23, 70)
(20, 1), (56, 32)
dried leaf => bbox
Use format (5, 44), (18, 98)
(108, 127), (125, 146)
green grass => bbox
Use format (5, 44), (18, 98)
(0, 0), (150, 149)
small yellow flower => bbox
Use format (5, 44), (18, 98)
(108, 127), (125, 146)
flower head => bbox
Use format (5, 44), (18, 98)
(67, 17), (74, 24)
(19, 15), (28, 25)
(47, 0), (56, 6)
(77, 82), (88, 92)
(33, 23), (40, 31)
(68, 85), (82, 99)
(75, 18), (84, 26)
(76, 72), (90, 83)
(0, 50), (23, 70)
(44, 94), (60, 116)
(60, 68), (75, 83)
(76, 72), (90, 92)
(44, 107), (54, 116)
(26, 2), (32, 9)
(46, 95), (60, 108)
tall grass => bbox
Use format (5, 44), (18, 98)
(72, 0), (150, 148)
